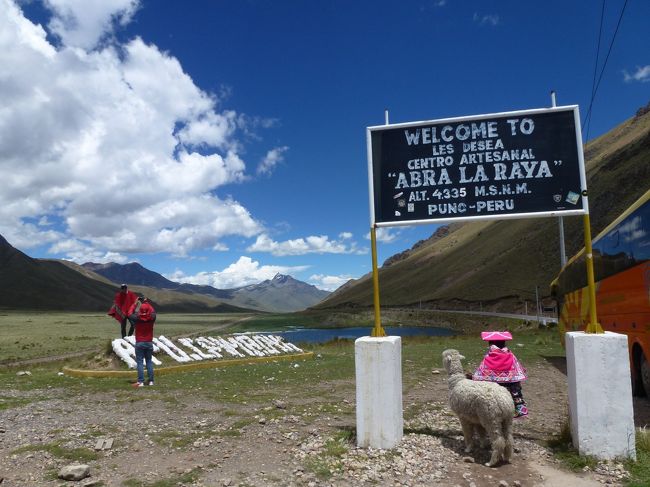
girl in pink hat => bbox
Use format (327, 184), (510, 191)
(472, 331), (528, 418)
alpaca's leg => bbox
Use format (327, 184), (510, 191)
(503, 417), (514, 462)
(460, 419), (475, 453)
(487, 437), (505, 467)
(475, 424), (489, 448)
(485, 421), (506, 467)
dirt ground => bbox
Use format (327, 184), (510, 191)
(1, 355), (648, 487)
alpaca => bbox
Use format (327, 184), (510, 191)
(441, 348), (515, 467)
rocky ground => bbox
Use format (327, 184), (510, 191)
(1, 355), (648, 487)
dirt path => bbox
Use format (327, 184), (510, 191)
(0, 347), (101, 368)
(0, 354), (643, 486)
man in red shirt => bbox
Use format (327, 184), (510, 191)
(108, 284), (138, 338)
(128, 296), (157, 387)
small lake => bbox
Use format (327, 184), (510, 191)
(264, 326), (456, 344)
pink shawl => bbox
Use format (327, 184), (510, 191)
(483, 347), (514, 371)
(473, 345), (527, 382)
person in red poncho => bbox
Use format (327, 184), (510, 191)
(128, 295), (157, 387)
(472, 331), (528, 418)
(108, 284), (138, 338)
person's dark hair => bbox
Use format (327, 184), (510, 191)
(120, 284), (127, 290)
(489, 340), (506, 349)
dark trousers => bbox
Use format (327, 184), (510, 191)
(120, 318), (134, 339)
(500, 382), (528, 416)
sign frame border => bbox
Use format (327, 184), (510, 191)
(366, 105), (588, 228)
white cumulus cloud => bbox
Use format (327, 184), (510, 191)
(365, 227), (401, 244)
(247, 233), (364, 256)
(309, 274), (355, 292)
(473, 12), (499, 26)
(45, 0), (140, 50)
(0, 0), (268, 260)
(257, 146), (289, 176)
(52, 239), (130, 264)
(623, 65), (650, 83)
(166, 256), (309, 289)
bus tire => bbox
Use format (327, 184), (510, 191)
(641, 353), (650, 399)
(632, 346), (646, 397)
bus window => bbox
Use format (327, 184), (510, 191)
(593, 207), (650, 281)
(552, 189), (650, 396)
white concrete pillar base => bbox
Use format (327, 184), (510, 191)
(355, 336), (403, 449)
(566, 331), (636, 460)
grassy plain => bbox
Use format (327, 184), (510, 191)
(0, 308), (540, 365)
(2, 315), (649, 486)
(0, 312), (251, 363)
(232, 307), (526, 335)
(0, 317), (562, 400)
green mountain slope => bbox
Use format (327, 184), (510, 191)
(83, 262), (329, 312)
(0, 237), (257, 312)
(0, 235), (116, 310)
(317, 104), (650, 312)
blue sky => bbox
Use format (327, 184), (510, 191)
(1, 0), (648, 291)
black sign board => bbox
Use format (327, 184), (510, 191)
(367, 106), (587, 226)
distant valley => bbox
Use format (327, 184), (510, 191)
(0, 241), (330, 312)
(83, 262), (330, 313)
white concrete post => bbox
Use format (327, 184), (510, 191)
(566, 331), (636, 459)
(355, 336), (403, 449)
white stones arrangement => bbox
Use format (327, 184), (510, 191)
(111, 334), (303, 369)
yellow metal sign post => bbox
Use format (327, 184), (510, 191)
(553, 93), (601, 334)
(582, 211), (604, 333)
(370, 225), (386, 337)
(368, 109), (390, 339)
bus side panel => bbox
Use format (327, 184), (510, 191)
(558, 287), (590, 347)
(559, 262), (650, 375)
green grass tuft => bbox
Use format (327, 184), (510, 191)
(546, 419), (598, 472)
(122, 468), (200, 487)
(305, 457), (337, 480)
(636, 426), (650, 453)
(13, 441), (98, 462)
(323, 432), (351, 458)
(305, 430), (353, 479)
(0, 396), (39, 411)
(625, 427), (650, 486)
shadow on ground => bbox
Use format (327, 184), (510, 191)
(542, 354), (650, 428)
(541, 355), (567, 375)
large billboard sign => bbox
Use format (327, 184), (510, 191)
(367, 106), (587, 226)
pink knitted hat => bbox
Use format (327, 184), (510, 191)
(481, 331), (513, 341)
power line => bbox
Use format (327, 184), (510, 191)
(588, 0), (606, 127)
(582, 0), (630, 142)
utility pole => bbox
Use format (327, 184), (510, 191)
(552, 91), (568, 268)
(535, 286), (540, 324)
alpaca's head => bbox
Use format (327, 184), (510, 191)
(441, 349), (465, 376)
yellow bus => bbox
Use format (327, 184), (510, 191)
(551, 189), (650, 395)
